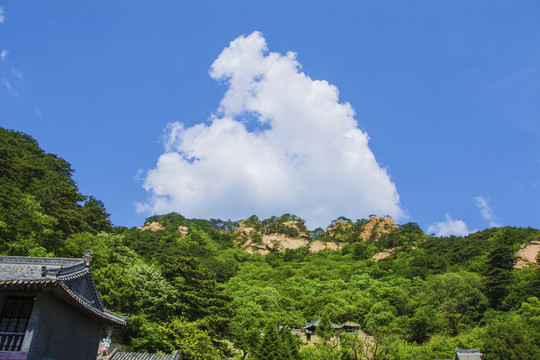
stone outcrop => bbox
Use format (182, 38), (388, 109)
(515, 240), (540, 269)
(310, 240), (342, 252)
(242, 233), (310, 254)
(359, 216), (398, 241)
(372, 249), (394, 261)
(325, 215), (398, 241)
(325, 221), (353, 234)
(238, 216), (398, 254)
(237, 220), (339, 254)
(280, 221), (309, 237)
(234, 221), (258, 237)
(136, 222), (164, 231)
(177, 226), (189, 238)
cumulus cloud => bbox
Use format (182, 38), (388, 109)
(474, 196), (500, 227)
(0, 7), (5, 24)
(0, 50), (7, 61)
(428, 214), (475, 237)
(138, 31), (404, 229)
(2, 78), (11, 90)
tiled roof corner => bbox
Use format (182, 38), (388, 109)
(455, 348), (482, 360)
(0, 255), (126, 327)
(107, 349), (180, 360)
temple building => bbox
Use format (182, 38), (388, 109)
(303, 318), (365, 342)
(0, 254), (126, 360)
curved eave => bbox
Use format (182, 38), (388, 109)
(57, 281), (126, 326)
(0, 277), (126, 327)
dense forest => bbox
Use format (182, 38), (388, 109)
(1, 127), (539, 360)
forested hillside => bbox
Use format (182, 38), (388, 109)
(1, 128), (539, 360)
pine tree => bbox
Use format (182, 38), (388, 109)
(258, 324), (282, 360)
(316, 315), (335, 343)
(280, 326), (300, 360)
(484, 231), (515, 308)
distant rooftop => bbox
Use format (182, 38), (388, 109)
(455, 348), (482, 360)
(106, 349), (180, 360)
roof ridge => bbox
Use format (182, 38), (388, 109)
(0, 256), (85, 265)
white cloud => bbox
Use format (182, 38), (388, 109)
(0, 7), (5, 24)
(0, 50), (7, 61)
(428, 214), (475, 237)
(474, 196), (500, 227)
(138, 31), (404, 229)
(11, 67), (22, 81)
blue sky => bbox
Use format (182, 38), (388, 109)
(1, 1), (539, 235)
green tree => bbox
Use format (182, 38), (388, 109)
(484, 232), (515, 308)
(352, 242), (368, 261)
(229, 300), (265, 359)
(128, 263), (179, 322)
(482, 318), (540, 360)
(0, 128), (112, 255)
(0, 194), (57, 256)
(280, 326), (301, 360)
(93, 263), (139, 315)
(82, 196), (112, 233)
(316, 314), (335, 343)
(161, 257), (232, 337)
(418, 272), (487, 335)
(159, 318), (221, 360)
(340, 334), (362, 360)
(258, 323), (283, 360)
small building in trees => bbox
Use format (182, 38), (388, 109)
(434, 347), (482, 360)
(106, 349), (180, 360)
(303, 318), (365, 342)
(334, 321), (362, 333)
(0, 254), (126, 360)
(454, 348), (482, 360)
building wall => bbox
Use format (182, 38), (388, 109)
(25, 293), (102, 360)
(0, 292), (36, 358)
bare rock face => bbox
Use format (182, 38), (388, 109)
(515, 240), (540, 269)
(234, 221), (257, 236)
(359, 216), (398, 241)
(310, 241), (343, 252)
(137, 222), (164, 231)
(243, 233), (311, 254)
(238, 220), (339, 254)
(325, 221), (353, 234)
(177, 226), (189, 238)
(372, 249), (394, 261)
(282, 221), (309, 237)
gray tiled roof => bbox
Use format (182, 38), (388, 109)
(455, 348), (482, 360)
(304, 318), (361, 330)
(107, 349), (180, 360)
(0, 256), (126, 326)
(335, 321), (361, 329)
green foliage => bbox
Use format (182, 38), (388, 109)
(482, 317), (540, 360)
(484, 231), (516, 308)
(4, 129), (540, 359)
(409, 272), (488, 336)
(161, 256), (233, 336)
(299, 343), (341, 360)
(0, 128), (111, 256)
(93, 263), (139, 315)
(263, 213), (306, 238)
(316, 314), (335, 343)
(280, 326), (301, 360)
(258, 324), (283, 360)
(159, 318), (221, 360)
